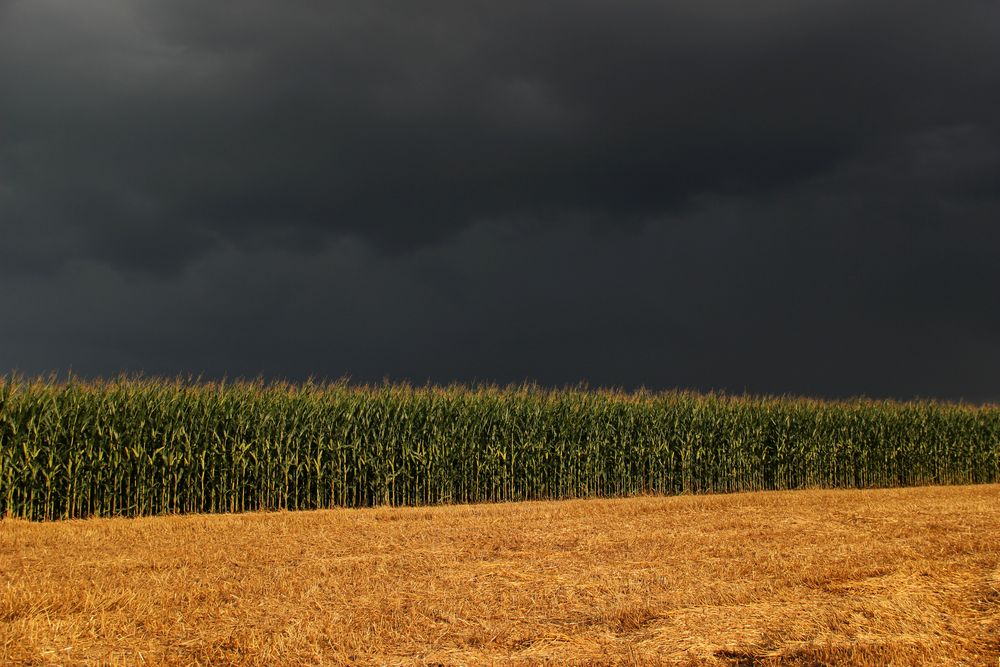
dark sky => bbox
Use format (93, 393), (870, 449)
(2, 1), (999, 401)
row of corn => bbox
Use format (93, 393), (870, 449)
(1, 377), (998, 520)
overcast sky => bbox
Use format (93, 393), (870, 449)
(2, 0), (998, 400)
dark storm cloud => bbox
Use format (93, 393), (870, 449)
(2, 0), (999, 399)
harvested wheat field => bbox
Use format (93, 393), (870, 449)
(2, 485), (1000, 666)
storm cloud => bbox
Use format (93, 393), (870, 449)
(2, 0), (999, 400)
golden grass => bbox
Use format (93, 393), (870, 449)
(2, 485), (999, 666)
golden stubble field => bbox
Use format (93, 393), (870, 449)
(2, 485), (999, 666)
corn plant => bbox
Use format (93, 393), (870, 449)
(1, 375), (998, 520)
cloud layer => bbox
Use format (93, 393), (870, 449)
(2, 0), (999, 399)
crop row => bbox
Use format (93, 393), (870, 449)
(1, 378), (998, 520)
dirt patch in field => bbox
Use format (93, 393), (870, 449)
(3, 485), (1000, 665)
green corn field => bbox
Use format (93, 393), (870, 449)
(1, 376), (998, 520)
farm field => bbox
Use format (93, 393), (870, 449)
(3, 378), (999, 520)
(3, 484), (999, 666)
